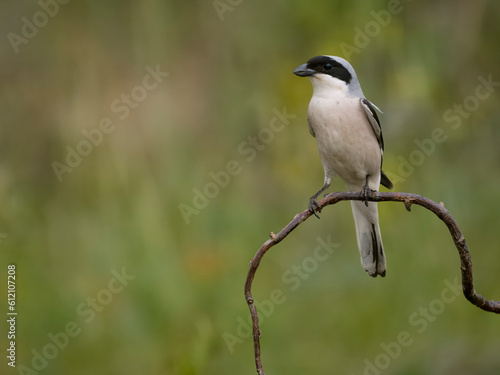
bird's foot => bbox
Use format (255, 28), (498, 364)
(308, 196), (321, 219)
(361, 184), (376, 207)
(308, 181), (331, 219)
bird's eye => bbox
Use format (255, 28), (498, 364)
(323, 63), (332, 70)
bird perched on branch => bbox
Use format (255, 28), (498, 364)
(293, 55), (392, 277)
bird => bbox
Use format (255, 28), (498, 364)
(293, 55), (393, 277)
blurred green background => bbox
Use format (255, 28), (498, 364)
(1, 0), (500, 374)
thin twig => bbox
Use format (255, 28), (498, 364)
(244, 191), (500, 374)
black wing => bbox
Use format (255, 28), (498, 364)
(360, 98), (384, 151)
(359, 98), (393, 189)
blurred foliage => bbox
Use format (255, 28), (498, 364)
(1, 0), (500, 374)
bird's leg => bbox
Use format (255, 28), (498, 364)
(309, 182), (330, 219)
(361, 175), (376, 207)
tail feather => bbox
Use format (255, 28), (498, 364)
(381, 170), (393, 189)
(350, 200), (386, 277)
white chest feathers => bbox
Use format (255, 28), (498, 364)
(307, 92), (381, 187)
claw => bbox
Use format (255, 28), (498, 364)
(308, 181), (330, 219)
(361, 184), (371, 207)
(308, 197), (321, 219)
(361, 175), (376, 207)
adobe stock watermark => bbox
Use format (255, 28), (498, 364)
(213, 0), (243, 22)
(16, 268), (135, 375)
(357, 278), (462, 375)
(51, 65), (169, 182)
(178, 107), (296, 224)
(387, 74), (500, 185)
(223, 236), (340, 354)
(7, 0), (71, 54)
(340, 0), (411, 59)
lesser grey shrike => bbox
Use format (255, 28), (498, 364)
(294, 55), (393, 277)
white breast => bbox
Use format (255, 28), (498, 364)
(307, 90), (381, 189)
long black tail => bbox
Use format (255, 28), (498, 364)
(350, 200), (386, 277)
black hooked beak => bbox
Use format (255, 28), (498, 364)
(293, 63), (316, 77)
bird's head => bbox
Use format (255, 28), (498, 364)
(293, 55), (364, 98)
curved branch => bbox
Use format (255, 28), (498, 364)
(244, 191), (500, 375)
